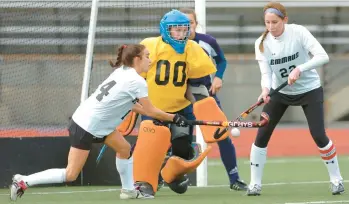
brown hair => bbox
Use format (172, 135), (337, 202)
(109, 44), (146, 68)
(179, 8), (198, 24)
(259, 2), (287, 52)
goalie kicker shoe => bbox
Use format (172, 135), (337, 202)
(246, 184), (261, 196)
(134, 182), (155, 199)
(230, 179), (248, 191)
(120, 189), (149, 199)
(331, 180), (345, 195)
(10, 174), (28, 201)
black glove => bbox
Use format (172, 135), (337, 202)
(173, 114), (190, 127)
(152, 119), (169, 126)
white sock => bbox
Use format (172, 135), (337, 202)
(249, 143), (267, 187)
(319, 140), (343, 183)
(116, 156), (134, 190)
(22, 168), (66, 187)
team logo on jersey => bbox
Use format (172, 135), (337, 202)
(270, 52), (299, 65)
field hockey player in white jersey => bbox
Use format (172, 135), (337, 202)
(10, 44), (189, 201)
(247, 1), (344, 196)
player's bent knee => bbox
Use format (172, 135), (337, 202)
(116, 142), (131, 159)
(105, 130), (131, 159)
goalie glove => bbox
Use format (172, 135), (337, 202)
(172, 114), (189, 127)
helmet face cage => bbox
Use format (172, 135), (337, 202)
(166, 24), (190, 44)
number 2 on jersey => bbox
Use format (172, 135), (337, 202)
(279, 65), (296, 78)
(155, 60), (186, 87)
(96, 80), (116, 101)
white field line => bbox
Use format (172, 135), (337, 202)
(208, 157), (349, 166)
(285, 201), (349, 204)
(0, 180), (347, 196)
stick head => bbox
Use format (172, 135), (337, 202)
(259, 112), (270, 126)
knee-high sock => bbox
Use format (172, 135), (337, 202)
(249, 144), (267, 186)
(22, 168), (66, 187)
(116, 156), (134, 190)
(319, 140), (343, 183)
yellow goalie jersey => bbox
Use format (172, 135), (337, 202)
(140, 36), (216, 112)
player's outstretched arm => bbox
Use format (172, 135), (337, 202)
(133, 97), (188, 126)
(132, 99), (173, 121)
(131, 103), (146, 115)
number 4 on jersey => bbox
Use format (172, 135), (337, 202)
(96, 80), (116, 101)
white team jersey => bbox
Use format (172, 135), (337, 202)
(255, 24), (329, 95)
(72, 66), (148, 138)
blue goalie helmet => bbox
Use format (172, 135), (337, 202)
(159, 9), (190, 54)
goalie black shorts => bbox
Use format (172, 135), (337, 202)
(68, 119), (105, 150)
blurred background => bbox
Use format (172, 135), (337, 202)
(1, 0), (349, 130)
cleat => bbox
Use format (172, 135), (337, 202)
(134, 182), (155, 199)
(136, 190), (155, 199)
(10, 174), (28, 201)
(246, 184), (261, 196)
(119, 189), (139, 199)
(331, 180), (345, 195)
(230, 179), (248, 191)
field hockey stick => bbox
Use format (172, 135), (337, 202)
(235, 81), (288, 121)
(96, 141), (137, 165)
(189, 112), (269, 128)
(96, 144), (107, 166)
(213, 81), (288, 139)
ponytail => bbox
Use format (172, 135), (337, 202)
(109, 44), (145, 68)
(109, 45), (127, 68)
(259, 29), (269, 53)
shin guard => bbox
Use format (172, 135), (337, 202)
(133, 120), (171, 193)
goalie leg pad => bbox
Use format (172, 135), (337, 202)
(133, 120), (171, 193)
(193, 97), (230, 143)
(161, 144), (212, 184)
(117, 111), (139, 136)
